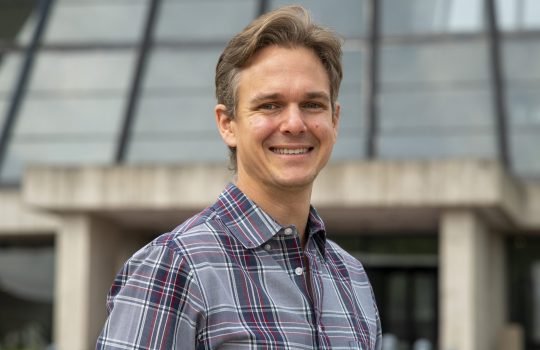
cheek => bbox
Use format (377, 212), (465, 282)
(248, 116), (277, 140)
(311, 120), (334, 138)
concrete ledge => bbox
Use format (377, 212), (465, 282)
(0, 190), (59, 234)
(314, 159), (521, 206)
(23, 163), (232, 210)
(21, 159), (539, 230)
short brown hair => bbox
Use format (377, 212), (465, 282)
(215, 5), (343, 172)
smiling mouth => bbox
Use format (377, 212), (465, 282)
(270, 147), (313, 155)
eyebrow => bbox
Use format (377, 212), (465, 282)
(249, 91), (331, 105)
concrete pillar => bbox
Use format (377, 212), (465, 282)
(439, 210), (506, 350)
(53, 215), (124, 350)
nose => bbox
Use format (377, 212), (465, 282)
(280, 105), (307, 135)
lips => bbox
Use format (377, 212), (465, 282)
(270, 147), (313, 155)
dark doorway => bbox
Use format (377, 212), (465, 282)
(368, 266), (438, 350)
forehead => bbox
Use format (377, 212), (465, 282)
(236, 46), (330, 100)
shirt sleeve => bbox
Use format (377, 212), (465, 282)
(96, 243), (205, 350)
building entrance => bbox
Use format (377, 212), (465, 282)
(369, 266), (438, 350)
(331, 235), (439, 350)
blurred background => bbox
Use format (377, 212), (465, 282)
(0, 0), (539, 349)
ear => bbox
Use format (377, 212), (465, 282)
(215, 104), (237, 148)
(332, 102), (341, 140)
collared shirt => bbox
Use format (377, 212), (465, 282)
(97, 184), (381, 350)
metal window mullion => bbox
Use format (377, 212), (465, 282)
(115, 0), (161, 163)
(0, 0), (54, 181)
(364, 0), (380, 159)
(258, 0), (269, 16)
(485, 0), (511, 170)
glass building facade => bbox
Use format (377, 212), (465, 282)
(1, 0), (540, 349)
(2, 0), (538, 185)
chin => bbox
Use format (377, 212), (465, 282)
(274, 173), (317, 189)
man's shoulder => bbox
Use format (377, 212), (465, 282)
(150, 205), (228, 252)
(325, 239), (370, 281)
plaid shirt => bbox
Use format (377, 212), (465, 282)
(97, 184), (381, 349)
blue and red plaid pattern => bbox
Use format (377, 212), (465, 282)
(97, 183), (381, 349)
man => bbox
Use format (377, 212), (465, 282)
(97, 5), (381, 350)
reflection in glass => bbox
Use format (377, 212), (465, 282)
(128, 138), (228, 163)
(1, 139), (116, 184)
(503, 40), (540, 82)
(0, 50), (135, 184)
(504, 39), (540, 177)
(0, 53), (24, 95)
(381, 41), (489, 84)
(497, 0), (540, 31)
(155, 0), (256, 41)
(44, 0), (148, 43)
(381, 0), (484, 35)
(0, 245), (54, 349)
(129, 47), (223, 163)
(379, 40), (494, 159)
(142, 49), (220, 90)
(271, 0), (366, 37)
(29, 51), (136, 92)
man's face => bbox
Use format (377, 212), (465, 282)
(216, 45), (340, 193)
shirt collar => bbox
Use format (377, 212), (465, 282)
(214, 183), (327, 255)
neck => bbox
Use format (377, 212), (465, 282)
(236, 179), (312, 248)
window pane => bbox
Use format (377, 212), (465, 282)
(15, 97), (124, 136)
(507, 86), (540, 168)
(155, 0), (257, 41)
(0, 53), (23, 95)
(1, 139), (116, 184)
(2, 95), (122, 182)
(380, 89), (494, 130)
(504, 39), (540, 82)
(497, 0), (540, 31)
(142, 48), (218, 90)
(128, 47), (223, 163)
(509, 86), (540, 176)
(379, 133), (495, 159)
(332, 50), (365, 160)
(504, 39), (540, 178)
(44, 0), (148, 43)
(379, 40), (494, 159)
(381, 41), (489, 84)
(0, 243), (54, 349)
(133, 95), (215, 135)
(128, 138), (227, 163)
(271, 0), (366, 37)
(333, 88), (365, 160)
(29, 51), (136, 92)
(0, 51), (135, 184)
(0, 0), (36, 45)
(0, 99), (7, 128)
(381, 0), (484, 35)
(0, 53), (22, 161)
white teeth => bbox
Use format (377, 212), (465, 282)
(272, 148), (309, 155)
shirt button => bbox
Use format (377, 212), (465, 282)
(294, 267), (303, 275)
(284, 227), (294, 235)
(264, 244), (272, 251)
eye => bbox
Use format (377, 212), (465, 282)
(259, 103), (279, 110)
(303, 102), (323, 110)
